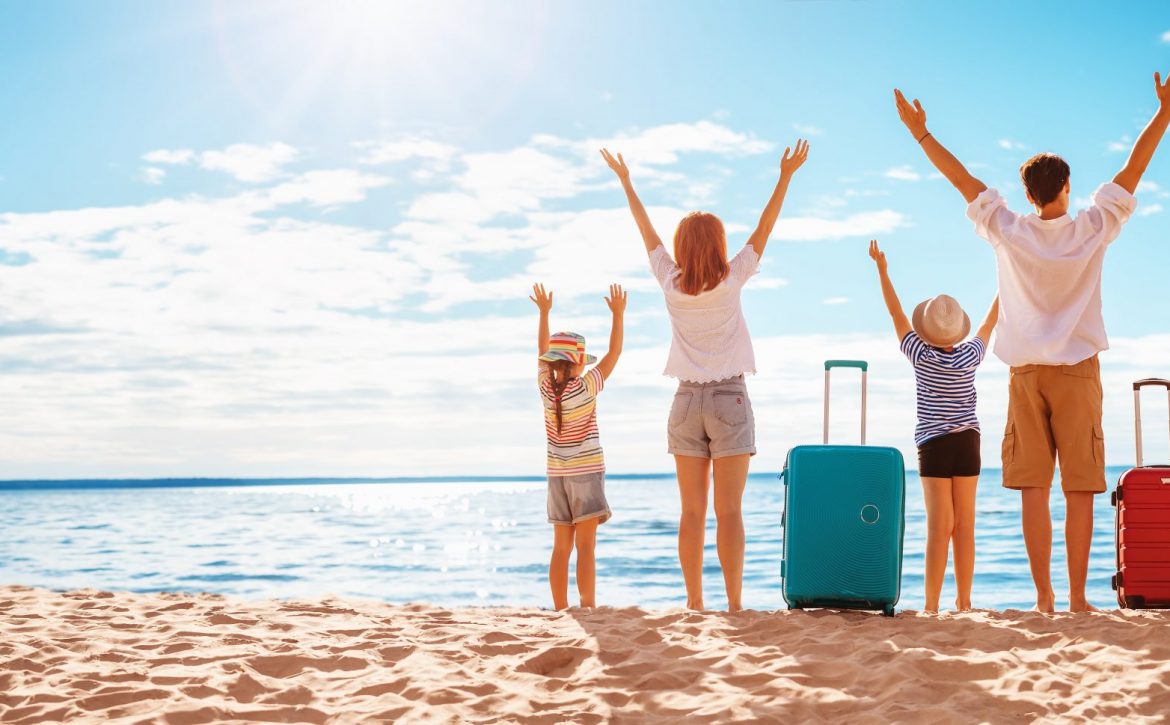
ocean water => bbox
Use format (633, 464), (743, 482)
(0, 469), (1130, 612)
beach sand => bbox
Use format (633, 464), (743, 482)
(2, 586), (1169, 723)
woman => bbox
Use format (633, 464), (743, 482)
(601, 140), (809, 611)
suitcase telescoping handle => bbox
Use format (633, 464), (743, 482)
(824, 360), (868, 445)
(1133, 378), (1170, 467)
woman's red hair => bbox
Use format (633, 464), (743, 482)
(673, 212), (729, 295)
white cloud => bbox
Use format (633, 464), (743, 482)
(883, 165), (921, 182)
(539, 120), (773, 168)
(356, 137), (458, 166)
(1162, 29), (1170, 42)
(1107, 135), (1132, 153)
(143, 149), (195, 165)
(199, 142), (299, 182)
(775, 210), (907, 241)
(822, 296), (849, 305)
(792, 123), (823, 136)
(998, 139), (1027, 150)
(140, 167), (166, 185)
(1138, 203), (1164, 217)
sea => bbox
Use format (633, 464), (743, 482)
(0, 469), (1133, 612)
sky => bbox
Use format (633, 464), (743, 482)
(1, 0), (1170, 478)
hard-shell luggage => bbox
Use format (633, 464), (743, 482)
(780, 360), (905, 616)
(1111, 378), (1170, 609)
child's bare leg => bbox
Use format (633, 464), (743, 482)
(713, 453), (749, 613)
(1020, 487), (1055, 613)
(920, 476), (955, 613)
(549, 525), (574, 610)
(951, 475), (979, 611)
(676, 455), (711, 611)
(574, 518), (600, 608)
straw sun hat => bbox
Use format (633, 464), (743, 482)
(911, 294), (970, 348)
(539, 331), (597, 365)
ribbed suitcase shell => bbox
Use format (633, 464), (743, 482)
(780, 361), (905, 616)
(1113, 467), (1170, 608)
(1112, 378), (1170, 609)
(782, 445), (905, 614)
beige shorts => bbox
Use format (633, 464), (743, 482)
(1002, 355), (1105, 493)
(547, 472), (611, 526)
(667, 375), (756, 459)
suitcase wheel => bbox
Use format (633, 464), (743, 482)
(1127, 595), (1145, 609)
(882, 604), (895, 618)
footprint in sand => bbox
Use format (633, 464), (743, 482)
(516, 646), (593, 678)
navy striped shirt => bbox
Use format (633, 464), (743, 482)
(901, 331), (987, 446)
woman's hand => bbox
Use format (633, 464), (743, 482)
(780, 138), (810, 177)
(894, 89), (928, 140)
(868, 239), (888, 274)
(605, 283), (627, 316)
(530, 283), (553, 313)
(600, 148), (630, 184)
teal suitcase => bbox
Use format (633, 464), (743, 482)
(780, 360), (905, 616)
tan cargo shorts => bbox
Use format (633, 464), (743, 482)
(1002, 355), (1105, 493)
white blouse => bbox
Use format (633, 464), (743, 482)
(650, 244), (760, 383)
(966, 182), (1137, 366)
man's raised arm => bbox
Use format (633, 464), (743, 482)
(894, 89), (988, 204)
(1113, 71), (1170, 195)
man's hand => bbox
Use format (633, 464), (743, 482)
(894, 89), (928, 140)
(604, 283), (627, 316)
(530, 283), (553, 313)
(780, 139), (810, 177)
(868, 239), (888, 274)
(1156, 71), (1170, 111)
(600, 149), (631, 184)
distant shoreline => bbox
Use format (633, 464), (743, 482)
(0, 467), (1138, 491)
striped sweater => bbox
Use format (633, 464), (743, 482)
(901, 331), (987, 446)
(538, 365), (605, 476)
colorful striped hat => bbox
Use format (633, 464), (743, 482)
(539, 331), (596, 365)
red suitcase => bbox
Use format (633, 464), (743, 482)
(1111, 378), (1170, 609)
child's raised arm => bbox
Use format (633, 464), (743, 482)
(594, 284), (626, 381)
(975, 294), (1000, 345)
(747, 139), (809, 259)
(868, 240), (912, 341)
(1113, 71), (1170, 194)
(600, 149), (664, 256)
(894, 89), (988, 204)
(529, 283), (553, 355)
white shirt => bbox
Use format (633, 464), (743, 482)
(650, 243), (759, 382)
(966, 182), (1137, 366)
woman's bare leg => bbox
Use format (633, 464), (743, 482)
(713, 453), (750, 613)
(676, 455), (712, 611)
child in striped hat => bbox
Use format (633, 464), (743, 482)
(869, 240), (999, 613)
(530, 282), (626, 610)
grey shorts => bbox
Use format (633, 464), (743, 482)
(667, 375), (756, 459)
(547, 472), (611, 527)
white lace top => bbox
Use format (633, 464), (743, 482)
(650, 244), (760, 383)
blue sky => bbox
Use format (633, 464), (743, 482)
(1, 0), (1169, 477)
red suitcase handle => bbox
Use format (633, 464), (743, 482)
(1133, 378), (1170, 467)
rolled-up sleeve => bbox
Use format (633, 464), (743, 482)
(649, 244), (678, 289)
(1090, 182), (1138, 246)
(728, 245), (761, 286)
(966, 188), (1019, 248)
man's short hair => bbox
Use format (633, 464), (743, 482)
(1019, 153), (1070, 206)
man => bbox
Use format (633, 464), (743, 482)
(893, 72), (1170, 612)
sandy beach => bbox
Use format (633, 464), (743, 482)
(1, 586), (1168, 723)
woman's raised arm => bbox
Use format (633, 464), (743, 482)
(747, 139), (809, 259)
(601, 149), (664, 256)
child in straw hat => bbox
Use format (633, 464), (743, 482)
(530, 282), (626, 610)
(868, 240), (998, 613)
